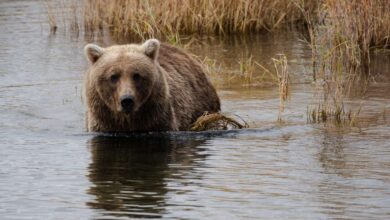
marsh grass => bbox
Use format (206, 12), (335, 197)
(201, 54), (289, 123)
(307, 77), (366, 126)
(80, 0), (313, 39)
(296, 0), (390, 78)
(198, 56), (225, 88)
(50, 0), (389, 78)
(49, 0), (389, 66)
(190, 112), (249, 131)
(68, 1), (80, 35)
(272, 55), (290, 122)
(324, 0), (390, 74)
(298, 0), (389, 125)
(308, 82), (349, 124)
(46, 0), (84, 35)
(294, 0), (319, 81)
(236, 55), (277, 86)
(199, 55), (279, 88)
(48, 0), (318, 40)
(238, 55), (256, 85)
(46, 0), (57, 33)
(304, 37), (369, 125)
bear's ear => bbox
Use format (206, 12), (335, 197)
(142, 39), (160, 60)
(84, 44), (105, 64)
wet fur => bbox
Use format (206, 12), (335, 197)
(84, 42), (220, 132)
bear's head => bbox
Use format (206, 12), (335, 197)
(84, 39), (162, 114)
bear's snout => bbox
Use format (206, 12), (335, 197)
(120, 95), (135, 113)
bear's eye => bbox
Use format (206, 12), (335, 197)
(133, 73), (141, 82)
(110, 74), (120, 83)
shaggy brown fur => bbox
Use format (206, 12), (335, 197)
(84, 39), (220, 132)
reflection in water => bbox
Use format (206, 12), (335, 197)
(315, 130), (389, 219)
(86, 136), (206, 218)
(317, 132), (350, 218)
(318, 132), (348, 176)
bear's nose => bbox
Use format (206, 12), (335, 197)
(120, 95), (134, 112)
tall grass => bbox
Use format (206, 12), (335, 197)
(46, 0), (57, 33)
(298, 0), (390, 125)
(66, 0), (316, 39)
(272, 55), (290, 122)
(53, 0), (389, 71)
(199, 55), (279, 88)
(316, 0), (389, 77)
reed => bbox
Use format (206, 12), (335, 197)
(273, 55), (289, 104)
(198, 56), (224, 88)
(238, 55), (256, 85)
(294, 0), (319, 80)
(50, 0), (389, 63)
(51, 0), (388, 76)
(68, 0), (80, 34)
(299, 0), (390, 79)
(272, 55), (290, 122)
(300, 0), (389, 125)
(324, 0), (390, 74)
(46, 0), (57, 33)
(199, 55), (279, 88)
(307, 80), (349, 124)
(307, 73), (366, 125)
(56, 0), (315, 39)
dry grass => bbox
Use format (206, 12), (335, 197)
(198, 56), (225, 88)
(51, 0), (388, 77)
(272, 55), (290, 122)
(294, 0), (319, 80)
(307, 78), (366, 125)
(299, 0), (389, 125)
(298, 0), (390, 78)
(308, 81), (348, 124)
(200, 54), (290, 123)
(273, 55), (289, 104)
(68, 1), (80, 34)
(323, 0), (390, 74)
(234, 55), (278, 86)
(46, 0), (57, 33)
(190, 112), (249, 131)
(199, 55), (279, 88)
(53, 0), (317, 39)
(50, 0), (389, 66)
(238, 55), (256, 85)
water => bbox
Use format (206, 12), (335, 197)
(1, 1), (390, 219)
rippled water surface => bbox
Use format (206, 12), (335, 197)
(1, 1), (390, 219)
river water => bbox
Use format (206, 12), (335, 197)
(1, 1), (390, 219)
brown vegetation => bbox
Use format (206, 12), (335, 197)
(301, 0), (389, 125)
(51, 0), (389, 75)
(46, 0), (57, 33)
(191, 112), (249, 131)
(199, 54), (281, 88)
(80, 0), (313, 39)
(301, 0), (390, 78)
(272, 55), (290, 122)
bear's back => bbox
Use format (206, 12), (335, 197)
(158, 44), (220, 130)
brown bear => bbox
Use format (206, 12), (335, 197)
(83, 39), (220, 132)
